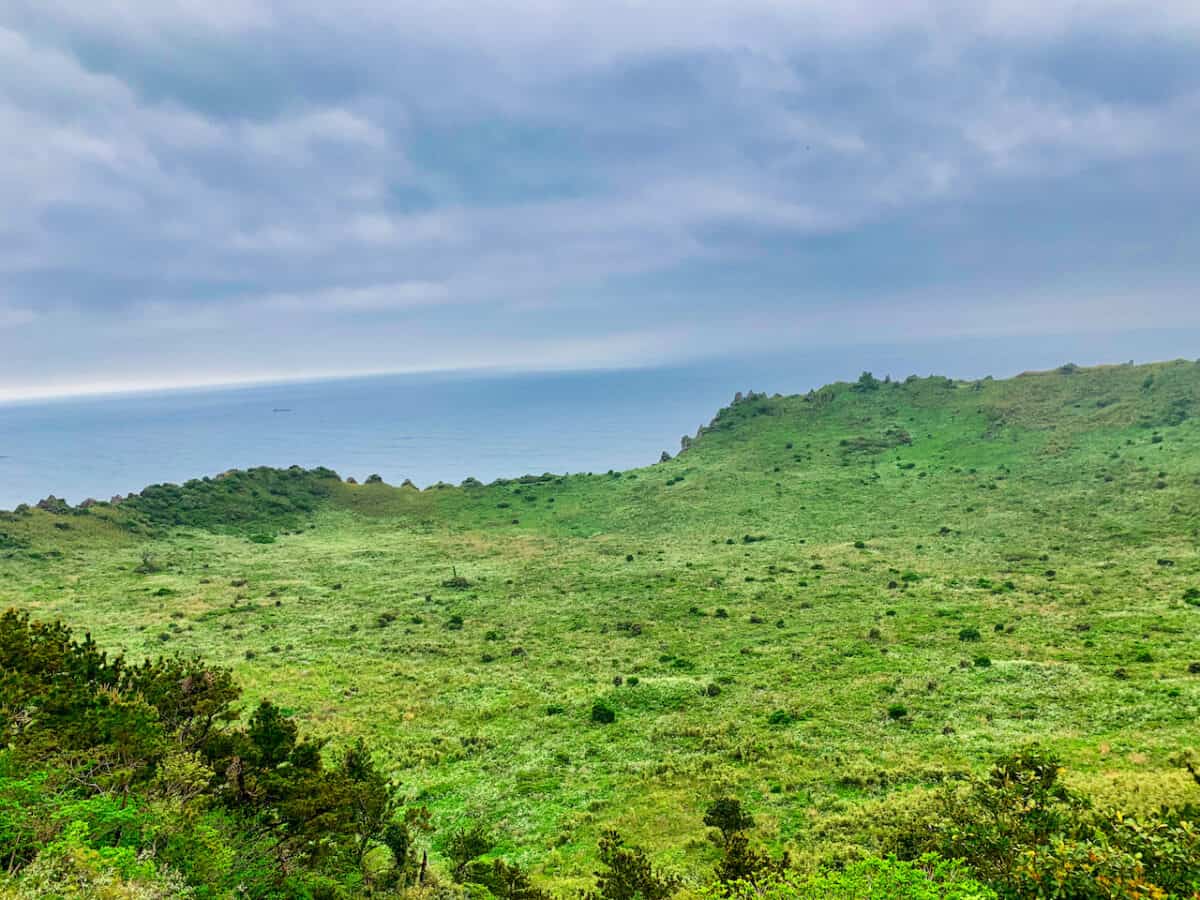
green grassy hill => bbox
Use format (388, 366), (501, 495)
(3, 358), (1199, 893)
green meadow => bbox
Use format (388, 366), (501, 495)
(3, 359), (1199, 895)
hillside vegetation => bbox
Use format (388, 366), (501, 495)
(2, 359), (1199, 898)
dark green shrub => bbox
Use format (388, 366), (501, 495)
(587, 830), (680, 900)
(916, 744), (1200, 898)
(445, 823), (492, 882)
(465, 858), (550, 900)
(852, 371), (881, 392)
(887, 703), (909, 721)
(958, 627), (981, 642)
(713, 833), (788, 888)
(591, 701), (616, 724)
(704, 797), (754, 846)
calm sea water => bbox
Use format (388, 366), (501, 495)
(0, 364), (767, 510)
(3, 331), (1193, 511)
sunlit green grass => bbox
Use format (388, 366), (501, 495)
(2, 359), (1199, 885)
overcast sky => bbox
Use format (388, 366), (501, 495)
(1, 1), (1198, 400)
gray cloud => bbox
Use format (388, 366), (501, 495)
(0, 2), (1198, 398)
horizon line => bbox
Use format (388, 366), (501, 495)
(3, 325), (1196, 407)
(0, 360), (673, 407)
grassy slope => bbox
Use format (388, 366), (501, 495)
(2, 359), (1199, 884)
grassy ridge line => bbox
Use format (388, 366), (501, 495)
(2, 358), (1196, 540)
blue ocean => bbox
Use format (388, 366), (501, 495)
(0, 363), (764, 511)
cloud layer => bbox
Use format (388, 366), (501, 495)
(1, 1), (1198, 396)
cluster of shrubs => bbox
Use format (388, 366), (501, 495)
(0, 609), (429, 897)
(3, 611), (1199, 899)
(123, 465), (341, 534)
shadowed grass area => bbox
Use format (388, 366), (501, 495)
(2, 358), (1199, 885)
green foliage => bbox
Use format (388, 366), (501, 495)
(702, 799), (787, 896)
(445, 822), (492, 882)
(704, 796), (755, 847)
(0, 819), (194, 899)
(922, 746), (1200, 898)
(0, 531), (28, 550)
(710, 854), (996, 900)
(5, 358), (1200, 893)
(122, 465), (340, 535)
(852, 371), (883, 392)
(713, 832), (788, 889)
(0, 610), (405, 896)
(463, 857), (550, 900)
(840, 429), (913, 454)
(587, 829), (681, 900)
